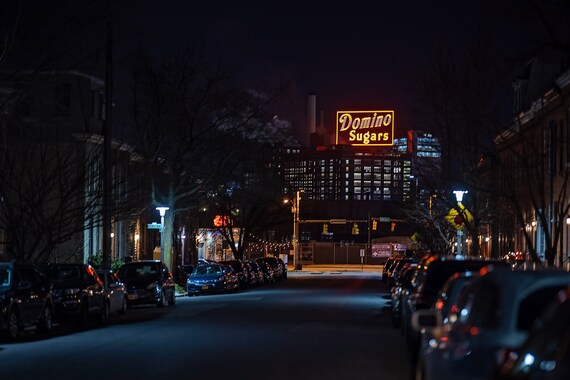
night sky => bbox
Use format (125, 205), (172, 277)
(109, 1), (566, 139)
(114, 1), (458, 135)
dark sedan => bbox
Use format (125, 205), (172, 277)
(1, 260), (54, 340)
(255, 257), (286, 281)
(186, 263), (238, 296)
(41, 262), (108, 327)
(116, 260), (176, 308)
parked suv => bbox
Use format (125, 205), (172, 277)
(117, 260), (176, 308)
(255, 257), (286, 281)
(413, 269), (570, 380)
(401, 256), (509, 355)
(41, 262), (108, 327)
(219, 260), (248, 289)
(1, 260), (54, 340)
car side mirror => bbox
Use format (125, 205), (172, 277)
(411, 309), (442, 332)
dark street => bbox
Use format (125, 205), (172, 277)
(0, 270), (410, 380)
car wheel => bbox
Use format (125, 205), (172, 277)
(168, 289), (176, 306)
(36, 304), (53, 333)
(5, 308), (20, 340)
(119, 296), (127, 314)
(157, 290), (166, 307)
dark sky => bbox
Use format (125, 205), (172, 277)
(110, 0), (560, 140)
(111, 1), (478, 135)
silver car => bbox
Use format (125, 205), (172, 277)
(96, 270), (127, 315)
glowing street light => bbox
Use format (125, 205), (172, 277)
(156, 206), (170, 263)
(453, 191), (467, 257)
(284, 190), (304, 270)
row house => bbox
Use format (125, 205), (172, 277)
(495, 55), (570, 267)
(0, 70), (150, 265)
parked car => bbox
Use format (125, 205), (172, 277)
(243, 260), (262, 286)
(255, 257), (285, 281)
(383, 256), (405, 284)
(494, 285), (570, 380)
(116, 260), (176, 308)
(186, 263), (239, 295)
(390, 262), (418, 328)
(41, 262), (108, 327)
(411, 270), (480, 377)
(257, 261), (275, 284)
(382, 257), (397, 282)
(277, 258), (287, 280)
(96, 269), (127, 315)
(412, 269), (570, 380)
(387, 257), (417, 289)
(220, 260), (248, 289)
(401, 256), (508, 354)
(0, 260), (54, 340)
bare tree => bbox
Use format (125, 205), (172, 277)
(126, 48), (289, 270)
(409, 34), (511, 257)
(0, 139), (96, 262)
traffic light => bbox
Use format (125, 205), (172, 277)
(391, 222), (396, 232)
(322, 223), (329, 234)
(352, 223), (359, 235)
(372, 219), (378, 231)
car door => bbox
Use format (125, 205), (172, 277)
(85, 266), (105, 314)
(108, 272), (124, 313)
(15, 266), (44, 325)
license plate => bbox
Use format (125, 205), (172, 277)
(201, 286), (209, 290)
(128, 294), (138, 300)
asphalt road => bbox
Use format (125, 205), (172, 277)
(0, 268), (410, 380)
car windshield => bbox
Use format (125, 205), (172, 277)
(118, 264), (160, 280)
(192, 265), (223, 276)
(43, 266), (81, 281)
(0, 266), (12, 287)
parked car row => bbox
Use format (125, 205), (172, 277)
(186, 257), (287, 296)
(1, 258), (176, 341)
(383, 254), (570, 380)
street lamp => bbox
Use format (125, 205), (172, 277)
(560, 216), (570, 266)
(285, 190), (303, 270)
(156, 206), (170, 263)
(453, 191), (467, 257)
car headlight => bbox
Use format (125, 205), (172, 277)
(64, 288), (81, 295)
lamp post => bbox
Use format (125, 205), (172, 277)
(292, 190), (302, 270)
(453, 190), (467, 257)
(285, 190), (304, 270)
(156, 206), (170, 264)
(560, 216), (570, 267)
